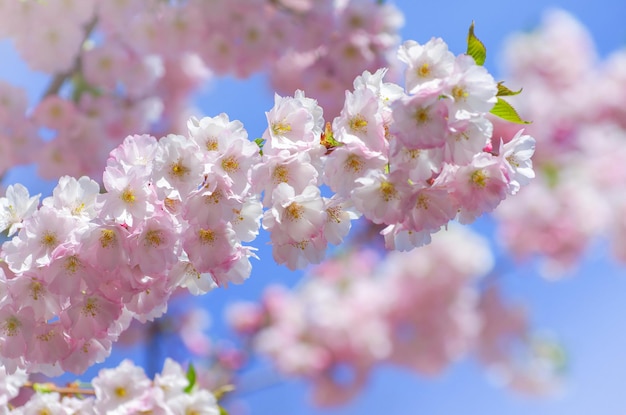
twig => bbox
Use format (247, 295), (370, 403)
(42, 16), (98, 99)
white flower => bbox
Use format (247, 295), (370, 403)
(0, 183), (40, 236)
(500, 130), (536, 195)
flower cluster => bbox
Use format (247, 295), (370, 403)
(228, 227), (560, 406)
(0, 114), (261, 375)
(0, 0), (402, 181)
(0, 33), (535, 376)
(0, 359), (220, 415)
(325, 39), (534, 251)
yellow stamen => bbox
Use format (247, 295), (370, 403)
(349, 115), (368, 133)
(326, 206), (342, 223)
(29, 280), (44, 301)
(198, 229), (215, 245)
(417, 62), (430, 78)
(100, 229), (117, 249)
(205, 189), (223, 205)
(285, 202), (304, 221)
(414, 108), (430, 125)
(115, 387), (127, 398)
(221, 156), (240, 173)
(452, 85), (469, 102)
(379, 181), (398, 201)
(144, 230), (163, 248)
(2, 317), (20, 337)
(71, 202), (86, 216)
(170, 159), (190, 179)
(81, 298), (99, 318)
(416, 194), (429, 210)
(344, 154), (363, 173)
(206, 138), (219, 151)
(272, 165), (289, 184)
(272, 121), (292, 136)
(471, 170), (488, 188)
(121, 187), (136, 205)
(40, 231), (58, 248)
(65, 255), (80, 274)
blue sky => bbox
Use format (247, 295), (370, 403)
(192, 1), (626, 414)
(2, 0), (626, 414)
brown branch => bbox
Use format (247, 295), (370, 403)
(42, 16), (98, 99)
(23, 381), (96, 396)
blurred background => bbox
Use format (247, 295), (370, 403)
(192, 2), (626, 413)
(2, 0), (626, 414)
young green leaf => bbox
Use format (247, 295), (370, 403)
(496, 81), (523, 97)
(320, 121), (343, 151)
(466, 22), (487, 66)
(184, 363), (196, 394)
(490, 98), (531, 124)
(542, 163), (559, 188)
(32, 383), (54, 394)
(254, 138), (265, 156)
(219, 405), (230, 415)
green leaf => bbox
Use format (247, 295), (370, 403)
(542, 163), (559, 188)
(466, 21), (487, 66)
(496, 81), (523, 97)
(253, 138), (265, 156)
(184, 363), (196, 394)
(33, 383), (54, 393)
(219, 405), (229, 415)
(71, 73), (102, 102)
(320, 121), (343, 150)
(490, 98), (531, 124)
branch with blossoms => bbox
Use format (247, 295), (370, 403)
(0, 360), (227, 414)
(0, 0), (404, 181)
(0, 20), (535, 380)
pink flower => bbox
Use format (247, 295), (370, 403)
(253, 150), (320, 207)
(42, 175), (100, 221)
(152, 134), (204, 200)
(0, 183), (40, 237)
(0, 305), (34, 360)
(79, 222), (131, 271)
(167, 389), (219, 415)
(444, 54), (498, 116)
(322, 195), (361, 245)
(187, 114), (248, 160)
(351, 170), (408, 225)
(498, 129), (536, 195)
(263, 184), (325, 243)
(323, 141), (387, 197)
(26, 322), (70, 377)
(262, 90), (324, 155)
(444, 153), (510, 224)
(2, 206), (81, 273)
(397, 38), (455, 95)
(99, 165), (156, 227)
(32, 96), (78, 130)
(62, 293), (123, 340)
(182, 221), (238, 276)
(129, 212), (180, 276)
(390, 93), (449, 149)
(333, 87), (387, 153)
(92, 360), (152, 413)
